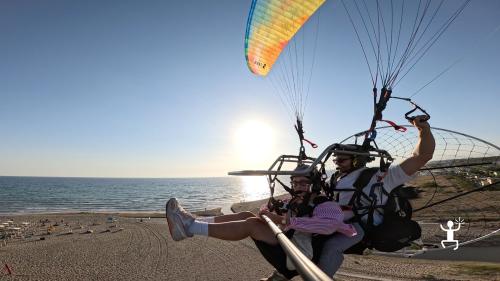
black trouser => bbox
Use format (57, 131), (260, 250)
(252, 238), (298, 279)
(252, 231), (331, 279)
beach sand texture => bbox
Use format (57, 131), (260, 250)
(1, 201), (499, 280)
(0, 213), (273, 281)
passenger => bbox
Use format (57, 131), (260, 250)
(166, 165), (357, 281)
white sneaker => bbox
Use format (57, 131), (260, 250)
(165, 198), (195, 241)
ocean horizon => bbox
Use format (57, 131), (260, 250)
(0, 176), (282, 215)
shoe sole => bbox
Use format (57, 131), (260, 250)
(165, 198), (187, 241)
(165, 199), (175, 238)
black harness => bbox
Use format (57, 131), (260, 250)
(332, 167), (421, 254)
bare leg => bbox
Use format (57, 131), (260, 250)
(208, 217), (278, 245)
(213, 211), (256, 223)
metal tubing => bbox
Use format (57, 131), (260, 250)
(228, 143), (392, 177)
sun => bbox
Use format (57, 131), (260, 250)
(234, 120), (275, 167)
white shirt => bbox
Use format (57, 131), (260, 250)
(334, 165), (413, 225)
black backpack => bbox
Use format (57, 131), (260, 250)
(344, 168), (421, 254)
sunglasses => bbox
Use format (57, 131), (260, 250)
(291, 179), (312, 186)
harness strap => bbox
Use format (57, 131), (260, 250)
(303, 138), (318, 148)
(275, 177), (293, 195)
(380, 119), (407, 132)
(328, 171), (342, 201)
(347, 167), (388, 230)
(348, 168), (379, 206)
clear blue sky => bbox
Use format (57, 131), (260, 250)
(1, 0), (499, 178)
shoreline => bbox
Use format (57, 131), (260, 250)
(0, 194), (277, 218)
(0, 208), (223, 219)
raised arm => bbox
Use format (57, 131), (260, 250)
(440, 224), (447, 231)
(400, 115), (436, 176)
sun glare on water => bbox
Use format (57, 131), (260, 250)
(234, 120), (275, 168)
(241, 176), (269, 201)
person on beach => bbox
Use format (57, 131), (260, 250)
(165, 165), (358, 281)
(316, 115), (435, 277)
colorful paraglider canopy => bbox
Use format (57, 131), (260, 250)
(245, 0), (326, 76)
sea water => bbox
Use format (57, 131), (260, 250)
(0, 176), (284, 215)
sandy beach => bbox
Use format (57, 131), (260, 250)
(1, 200), (499, 281)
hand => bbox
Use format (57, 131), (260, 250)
(410, 115), (430, 131)
(258, 209), (269, 217)
(258, 210), (283, 225)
